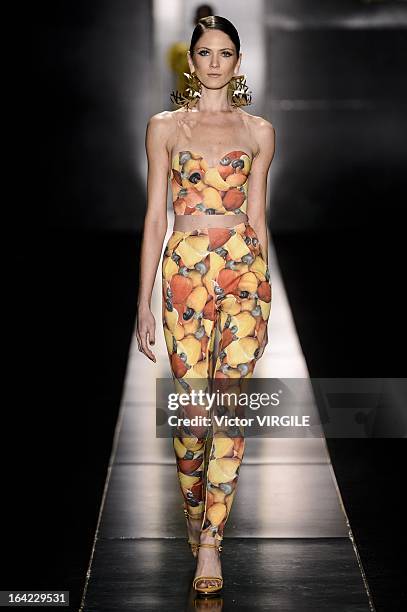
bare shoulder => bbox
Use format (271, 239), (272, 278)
(147, 110), (174, 134)
(237, 110), (275, 166)
(247, 113), (275, 140)
(245, 112), (275, 159)
(146, 111), (176, 157)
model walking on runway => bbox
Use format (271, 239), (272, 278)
(137, 15), (275, 596)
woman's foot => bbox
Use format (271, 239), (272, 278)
(185, 510), (203, 558)
(193, 531), (223, 591)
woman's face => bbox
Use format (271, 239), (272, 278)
(187, 29), (241, 90)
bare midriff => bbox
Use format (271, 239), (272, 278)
(173, 212), (248, 231)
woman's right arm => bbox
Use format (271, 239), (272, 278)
(136, 113), (171, 362)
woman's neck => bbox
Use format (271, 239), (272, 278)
(193, 87), (236, 113)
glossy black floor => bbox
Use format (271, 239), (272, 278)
(83, 539), (370, 611)
(6, 228), (405, 611)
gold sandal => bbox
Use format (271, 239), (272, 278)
(184, 508), (203, 557)
(193, 542), (223, 594)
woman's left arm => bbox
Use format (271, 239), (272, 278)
(246, 118), (276, 265)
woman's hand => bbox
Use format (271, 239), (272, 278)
(256, 326), (269, 361)
(136, 305), (156, 363)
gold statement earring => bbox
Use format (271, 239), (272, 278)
(227, 74), (253, 107)
(170, 71), (202, 109)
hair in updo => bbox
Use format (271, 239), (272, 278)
(189, 15), (240, 57)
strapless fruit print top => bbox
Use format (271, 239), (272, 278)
(170, 150), (252, 215)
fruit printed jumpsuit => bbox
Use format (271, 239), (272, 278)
(162, 147), (272, 546)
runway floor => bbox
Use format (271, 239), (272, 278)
(80, 229), (374, 611)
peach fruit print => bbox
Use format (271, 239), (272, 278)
(171, 150), (252, 215)
(162, 221), (271, 541)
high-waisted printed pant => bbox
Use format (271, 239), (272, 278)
(161, 222), (271, 543)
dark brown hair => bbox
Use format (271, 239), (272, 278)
(190, 15), (240, 57)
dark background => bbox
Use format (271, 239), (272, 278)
(6, 1), (406, 610)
